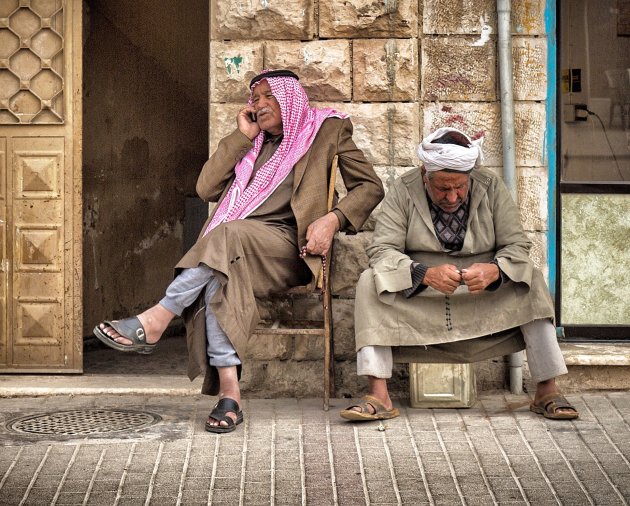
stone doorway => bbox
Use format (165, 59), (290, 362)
(82, 0), (209, 371)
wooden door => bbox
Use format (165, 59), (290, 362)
(0, 0), (82, 372)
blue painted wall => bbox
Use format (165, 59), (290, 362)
(545, 0), (557, 297)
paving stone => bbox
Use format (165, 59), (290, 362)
(1, 393), (630, 504)
(55, 492), (89, 505)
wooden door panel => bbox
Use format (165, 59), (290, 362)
(0, 0), (81, 372)
(11, 136), (65, 368)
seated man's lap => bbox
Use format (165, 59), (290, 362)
(219, 219), (311, 296)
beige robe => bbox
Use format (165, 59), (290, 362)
(179, 118), (384, 394)
(355, 167), (554, 362)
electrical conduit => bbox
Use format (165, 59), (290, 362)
(497, 0), (524, 394)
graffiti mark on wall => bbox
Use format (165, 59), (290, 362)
(471, 14), (492, 46)
(224, 57), (244, 76)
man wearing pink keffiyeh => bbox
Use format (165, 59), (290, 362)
(94, 70), (384, 433)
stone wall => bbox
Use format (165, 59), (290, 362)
(210, 0), (550, 398)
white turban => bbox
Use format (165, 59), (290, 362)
(416, 127), (484, 173)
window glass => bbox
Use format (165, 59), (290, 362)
(560, 0), (630, 182)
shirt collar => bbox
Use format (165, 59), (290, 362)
(264, 131), (283, 144)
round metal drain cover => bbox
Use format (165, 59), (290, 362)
(7, 409), (161, 436)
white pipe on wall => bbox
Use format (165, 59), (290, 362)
(497, 0), (523, 394)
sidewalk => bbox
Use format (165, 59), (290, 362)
(1, 390), (629, 505)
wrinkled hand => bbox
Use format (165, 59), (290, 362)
(423, 264), (462, 295)
(237, 106), (260, 140)
(302, 212), (340, 257)
(461, 263), (499, 293)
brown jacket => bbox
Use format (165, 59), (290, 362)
(180, 117), (384, 394)
(195, 117), (384, 277)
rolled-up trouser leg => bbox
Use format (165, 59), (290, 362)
(357, 345), (393, 378)
(520, 319), (568, 383)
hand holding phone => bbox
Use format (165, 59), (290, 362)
(238, 107), (261, 140)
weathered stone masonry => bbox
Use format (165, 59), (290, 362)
(210, 0), (550, 397)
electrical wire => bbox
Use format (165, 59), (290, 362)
(586, 109), (625, 180)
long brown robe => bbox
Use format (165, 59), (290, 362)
(354, 167), (554, 363)
(179, 118), (384, 394)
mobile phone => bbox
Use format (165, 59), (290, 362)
(249, 112), (257, 122)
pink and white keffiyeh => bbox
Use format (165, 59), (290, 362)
(203, 72), (347, 236)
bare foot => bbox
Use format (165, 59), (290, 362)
(348, 376), (393, 413)
(99, 304), (175, 346)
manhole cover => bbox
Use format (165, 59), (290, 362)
(6, 409), (162, 436)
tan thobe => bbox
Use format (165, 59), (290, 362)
(354, 167), (555, 364)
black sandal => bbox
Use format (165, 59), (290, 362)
(93, 317), (157, 355)
(205, 398), (244, 434)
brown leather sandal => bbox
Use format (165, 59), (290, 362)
(340, 395), (400, 421)
(530, 393), (579, 420)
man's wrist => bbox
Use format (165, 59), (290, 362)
(328, 211), (341, 232)
(486, 260), (504, 291)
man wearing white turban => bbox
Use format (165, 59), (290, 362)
(341, 127), (578, 422)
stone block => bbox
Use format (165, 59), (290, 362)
(320, 0), (417, 38)
(422, 101), (546, 167)
(423, 0), (495, 35)
(256, 297), (293, 320)
(331, 232), (373, 296)
(336, 164), (414, 231)
(365, 165), (416, 229)
(331, 299), (357, 361)
(335, 361), (410, 399)
(421, 36), (496, 101)
(209, 103), (241, 154)
(374, 165), (417, 192)
(514, 101), (546, 167)
(525, 230), (548, 277)
(210, 41), (263, 103)
(289, 295), (324, 321)
(423, 101), (502, 165)
(318, 102), (419, 166)
(517, 166), (548, 232)
(244, 332), (292, 360)
(264, 40), (351, 101)
(211, 0), (315, 40)
(560, 365), (630, 393)
(512, 0), (546, 35)
(353, 39), (418, 102)
(423, 0), (545, 35)
(513, 37), (547, 101)
(293, 334), (324, 361)
(474, 358), (509, 391)
(240, 359), (323, 397)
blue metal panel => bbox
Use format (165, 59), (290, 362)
(545, 0), (557, 297)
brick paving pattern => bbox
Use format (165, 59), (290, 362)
(0, 392), (629, 505)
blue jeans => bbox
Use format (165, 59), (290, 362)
(159, 265), (240, 367)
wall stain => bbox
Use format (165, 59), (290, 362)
(471, 14), (492, 46)
(224, 56), (244, 76)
